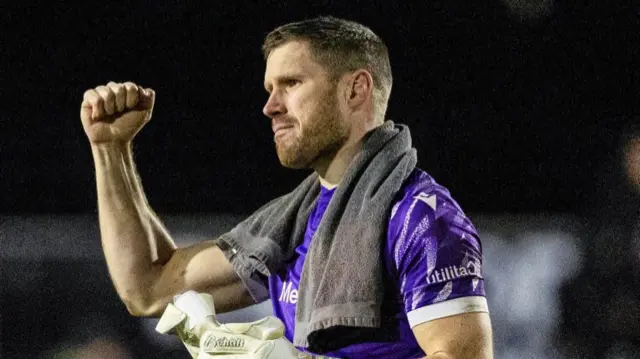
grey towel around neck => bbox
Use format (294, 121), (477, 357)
(218, 121), (417, 352)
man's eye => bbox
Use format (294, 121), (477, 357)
(286, 79), (300, 87)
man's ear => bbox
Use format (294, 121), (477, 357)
(346, 69), (374, 108)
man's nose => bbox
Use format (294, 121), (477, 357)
(263, 92), (286, 118)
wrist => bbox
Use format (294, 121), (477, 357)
(91, 141), (132, 153)
(91, 141), (134, 169)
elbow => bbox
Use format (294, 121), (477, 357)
(123, 300), (151, 317)
(120, 292), (162, 318)
(122, 297), (152, 317)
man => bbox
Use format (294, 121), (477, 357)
(80, 16), (493, 359)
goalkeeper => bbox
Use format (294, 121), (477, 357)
(79, 16), (493, 359)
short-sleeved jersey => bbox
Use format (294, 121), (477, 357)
(268, 168), (488, 358)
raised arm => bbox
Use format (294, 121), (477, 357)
(81, 82), (254, 317)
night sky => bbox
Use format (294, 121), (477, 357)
(2, 1), (638, 215)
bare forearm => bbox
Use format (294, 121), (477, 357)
(118, 143), (176, 263)
(92, 142), (175, 311)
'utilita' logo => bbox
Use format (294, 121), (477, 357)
(426, 261), (481, 285)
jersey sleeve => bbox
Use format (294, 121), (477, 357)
(386, 189), (489, 328)
(216, 238), (271, 303)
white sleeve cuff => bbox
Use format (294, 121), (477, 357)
(407, 296), (489, 328)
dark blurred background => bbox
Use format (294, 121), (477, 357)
(1, 1), (639, 358)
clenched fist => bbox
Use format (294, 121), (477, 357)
(80, 81), (155, 144)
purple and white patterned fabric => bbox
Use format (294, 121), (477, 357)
(267, 169), (488, 358)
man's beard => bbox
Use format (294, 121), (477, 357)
(275, 90), (349, 169)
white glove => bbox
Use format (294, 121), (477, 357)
(155, 291), (332, 359)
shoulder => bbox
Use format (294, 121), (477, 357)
(383, 169), (487, 323)
(384, 168), (482, 276)
(388, 168), (478, 242)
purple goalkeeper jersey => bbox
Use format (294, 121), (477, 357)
(268, 169), (488, 358)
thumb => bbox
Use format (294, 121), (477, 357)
(137, 87), (156, 111)
(80, 100), (93, 122)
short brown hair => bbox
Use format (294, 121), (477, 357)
(262, 16), (393, 121)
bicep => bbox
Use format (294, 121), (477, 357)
(150, 240), (254, 316)
(412, 312), (493, 359)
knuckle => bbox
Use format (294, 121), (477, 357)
(90, 92), (103, 103)
(83, 89), (94, 99)
(103, 90), (115, 101)
(90, 97), (103, 107)
(113, 85), (125, 95)
(127, 91), (139, 102)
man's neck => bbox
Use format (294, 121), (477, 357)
(315, 123), (384, 187)
(314, 139), (360, 187)
(314, 119), (384, 187)
(319, 176), (339, 189)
